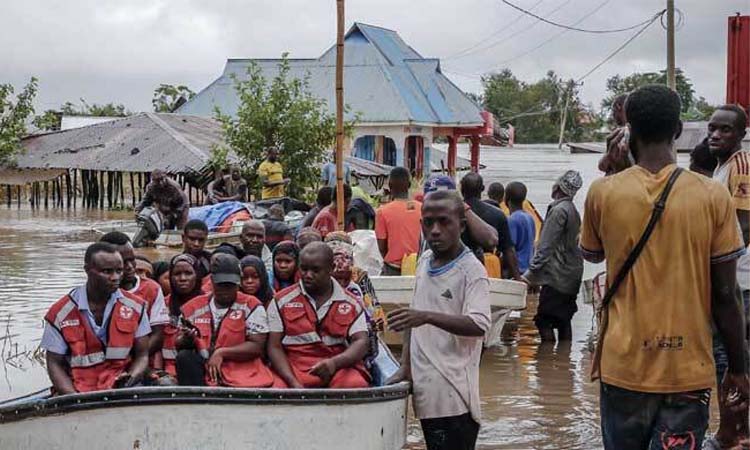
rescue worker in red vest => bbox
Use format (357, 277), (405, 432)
(174, 253), (277, 387)
(41, 242), (151, 394)
(99, 232), (169, 360)
(266, 242), (370, 388)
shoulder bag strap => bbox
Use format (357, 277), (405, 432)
(599, 167), (683, 311)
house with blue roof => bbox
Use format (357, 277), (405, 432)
(178, 22), (492, 177)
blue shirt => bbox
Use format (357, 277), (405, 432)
(508, 210), (536, 272)
(321, 162), (351, 187)
(41, 286), (151, 355)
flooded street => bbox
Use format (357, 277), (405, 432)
(0, 145), (700, 449)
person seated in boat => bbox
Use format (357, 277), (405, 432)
(151, 260), (171, 297)
(300, 187), (333, 229)
(221, 165), (248, 203)
(325, 234), (384, 367)
(263, 204), (293, 251)
(135, 169), (189, 230)
(240, 220), (273, 273)
(312, 184), (356, 238)
(204, 168), (228, 205)
(266, 242), (370, 389)
(174, 254), (277, 388)
(99, 232), (170, 362)
(269, 240), (301, 291)
(41, 242), (151, 394)
(182, 219), (211, 281)
(240, 255), (274, 307)
(154, 254), (206, 380)
(296, 227), (323, 250)
(134, 255), (153, 279)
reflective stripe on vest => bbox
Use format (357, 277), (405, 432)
(70, 352), (106, 368)
(106, 346), (131, 359)
(162, 348), (178, 360)
(321, 335), (347, 347)
(187, 305), (211, 323)
(281, 331), (322, 346)
(276, 286), (302, 309)
(118, 295), (143, 313)
(53, 300), (77, 329)
(198, 349), (210, 360)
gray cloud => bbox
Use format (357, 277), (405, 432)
(2, 0), (746, 113)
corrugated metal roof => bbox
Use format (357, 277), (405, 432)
(178, 23), (484, 127)
(17, 113), (226, 173)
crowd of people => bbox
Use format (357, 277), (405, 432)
(38, 83), (750, 450)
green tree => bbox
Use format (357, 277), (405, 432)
(0, 77), (38, 166)
(482, 70), (596, 143)
(683, 96), (717, 121)
(32, 110), (61, 131)
(602, 69), (695, 113)
(215, 54), (353, 198)
(60, 99), (129, 117)
(152, 84), (195, 113)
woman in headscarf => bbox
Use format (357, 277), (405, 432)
(269, 240), (300, 291)
(324, 232), (385, 332)
(324, 233), (386, 367)
(153, 254), (206, 380)
(240, 255), (274, 306)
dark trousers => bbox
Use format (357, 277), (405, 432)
(600, 382), (710, 450)
(420, 413), (479, 450)
(381, 263), (401, 276)
(176, 349), (206, 386)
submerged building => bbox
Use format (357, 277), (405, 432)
(178, 22), (491, 177)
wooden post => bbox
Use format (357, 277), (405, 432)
(130, 173), (136, 207)
(66, 171), (72, 208)
(107, 172), (113, 208)
(72, 170), (77, 208)
(335, 0), (346, 229)
(119, 172), (125, 207)
(6, 184), (10, 208)
(99, 171), (105, 209)
(558, 86), (571, 149)
(138, 172), (143, 202)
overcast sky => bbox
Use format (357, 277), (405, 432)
(2, 0), (748, 114)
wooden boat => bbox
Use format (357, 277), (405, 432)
(92, 222), (245, 248)
(370, 276), (527, 348)
(0, 344), (409, 450)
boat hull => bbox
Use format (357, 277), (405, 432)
(0, 385), (409, 450)
(370, 276), (527, 347)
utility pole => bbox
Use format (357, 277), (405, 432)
(557, 82), (572, 149)
(666, 0), (676, 89)
(335, 0), (345, 229)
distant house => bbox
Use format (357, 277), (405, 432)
(178, 22), (491, 176)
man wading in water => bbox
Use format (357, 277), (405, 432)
(581, 85), (749, 450)
(387, 190), (491, 450)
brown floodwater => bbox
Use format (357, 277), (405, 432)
(0, 145), (704, 449)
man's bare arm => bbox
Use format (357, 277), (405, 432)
(46, 352), (76, 395)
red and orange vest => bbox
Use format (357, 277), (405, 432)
(44, 289), (146, 393)
(129, 276), (161, 312)
(180, 292), (275, 388)
(275, 284), (366, 374)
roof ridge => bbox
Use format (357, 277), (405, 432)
(22, 114), (134, 140)
(146, 112), (210, 164)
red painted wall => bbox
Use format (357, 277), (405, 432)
(727, 15), (750, 116)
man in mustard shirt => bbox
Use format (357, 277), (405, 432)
(581, 85), (748, 450)
(258, 147), (290, 199)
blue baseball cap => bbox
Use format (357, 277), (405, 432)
(423, 175), (457, 194)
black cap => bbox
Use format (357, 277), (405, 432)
(211, 254), (241, 285)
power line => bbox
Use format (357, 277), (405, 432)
(500, 0), (665, 34)
(444, 0), (546, 60)
(574, 12), (662, 83)
(447, 0), (576, 61)
(470, 0), (615, 71)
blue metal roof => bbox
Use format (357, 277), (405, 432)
(178, 23), (484, 127)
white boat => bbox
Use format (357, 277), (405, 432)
(0, 344), (409, 450)
(370, 275), (527, 348)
